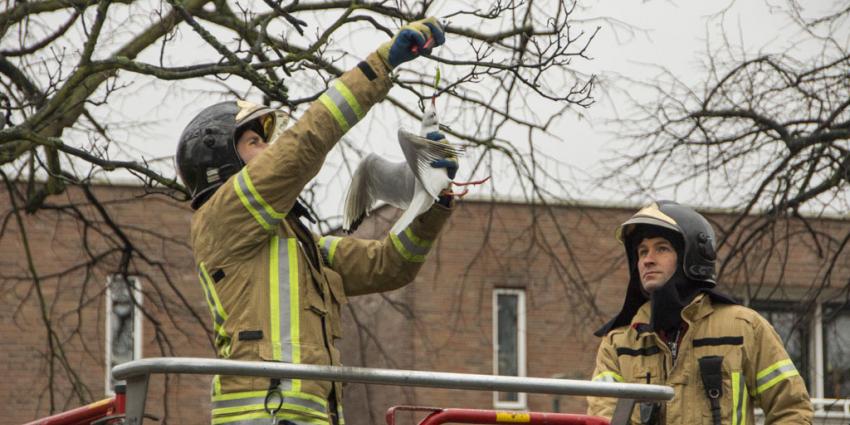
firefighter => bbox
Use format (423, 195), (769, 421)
(175, 18), (452, 425)
(587, 201), (812, 424)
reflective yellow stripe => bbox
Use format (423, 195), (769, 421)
(198, 263), (231, 357)
(212, 375), (222, 397)
(756, 359), (799, 394)
(269, 238), (282, 360)
(288, 237), (301, 391)
(318, 80), (363, 132)
(403, 227), (433, 248)
(270, 236), (301, 388)
(234, 168), (285, 231)
(200, 264), (229, 322)
(213, 390), (267, 402)
(332, 80), (364, 121)
(212, 403), (328, 418)
(319, 95), (349, 132)
(592, 371), (624, 383)
(318, 236), (342, 266)
(390, 233), (426, 262)
(732, 372), (747, 425)
(211, 411), (328, 425)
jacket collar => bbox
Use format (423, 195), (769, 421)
(631, 293), (716, 330)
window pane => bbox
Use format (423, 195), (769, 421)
(496, 293), (519, 403)
(823, 304), (850, 398)
(752, 302), (809, 389)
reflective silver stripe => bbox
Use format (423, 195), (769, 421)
(735, 372), (746, 425)
(236, 170), (283, 229)
(395, 230), (430, 257)
(756, 360), (797, 392)
(319, 236), (340, 266)
(593, 375), (618, 383)
(212, 395), (328, 415)
(324, 84), (360, 129)
(277, 237), (293, 365)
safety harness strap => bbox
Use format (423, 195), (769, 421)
(698, 355), (724, 425)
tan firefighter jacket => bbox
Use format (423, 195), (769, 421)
(588, 293), (812, 425)
(190, 52), (452, 425)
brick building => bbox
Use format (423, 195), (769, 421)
(2, 184), (848, 424)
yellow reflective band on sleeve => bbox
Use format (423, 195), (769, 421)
(390, 227), (433, 263)
(592, 371), (625, 383)
(390, 233), (426, 262)
(332, 80), (364, 121)
(318, 236), (342, 267)
(318, 80), (363, 132)
(403, 227), (433, 248)
(756, 359), (799, 394)
(234, 168), (285, 232)
(732, 372), (747, 425)
(319, 95), (349, 132)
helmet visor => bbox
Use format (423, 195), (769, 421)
(616, 202), (681, 243)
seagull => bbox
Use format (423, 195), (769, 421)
(342, 103), (465, 234)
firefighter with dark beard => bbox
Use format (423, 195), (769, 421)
(588, 201), (812, 424)
(175, 18), (454, 425)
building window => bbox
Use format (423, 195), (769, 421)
(823, 304), (850, 398)
(493, 288), (526, 409)
(105, 275), (142, 395)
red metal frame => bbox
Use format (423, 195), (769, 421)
(23, 389), (125, 425)
(387, 406), (610, 425)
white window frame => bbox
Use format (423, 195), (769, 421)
(492, 288), (527, 409)
(105, 275), (143, 395)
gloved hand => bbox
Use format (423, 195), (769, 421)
(427, 132), (458, 180)
(377, 17), (445, 69)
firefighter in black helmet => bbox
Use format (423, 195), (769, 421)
(588, 201), (812, 424)
(176, 19), (455, 425)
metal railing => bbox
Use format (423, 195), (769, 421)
(112, 357), (674, 425)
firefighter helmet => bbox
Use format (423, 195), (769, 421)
(175, 100), (288, 209)
(617, 200), (717, 285)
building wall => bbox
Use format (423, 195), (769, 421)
(2, 185), (848, 424)
(0, 185), (211, 424)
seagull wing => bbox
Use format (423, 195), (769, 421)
(397, 128), (465, 200)
(342, 153), (416, 232)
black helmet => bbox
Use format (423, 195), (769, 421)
(176, 100), (289, 209)
(617, 200), (717, 285)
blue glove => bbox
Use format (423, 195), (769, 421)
(377, 17), (445, 69)
(427, 132), (458, 180)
